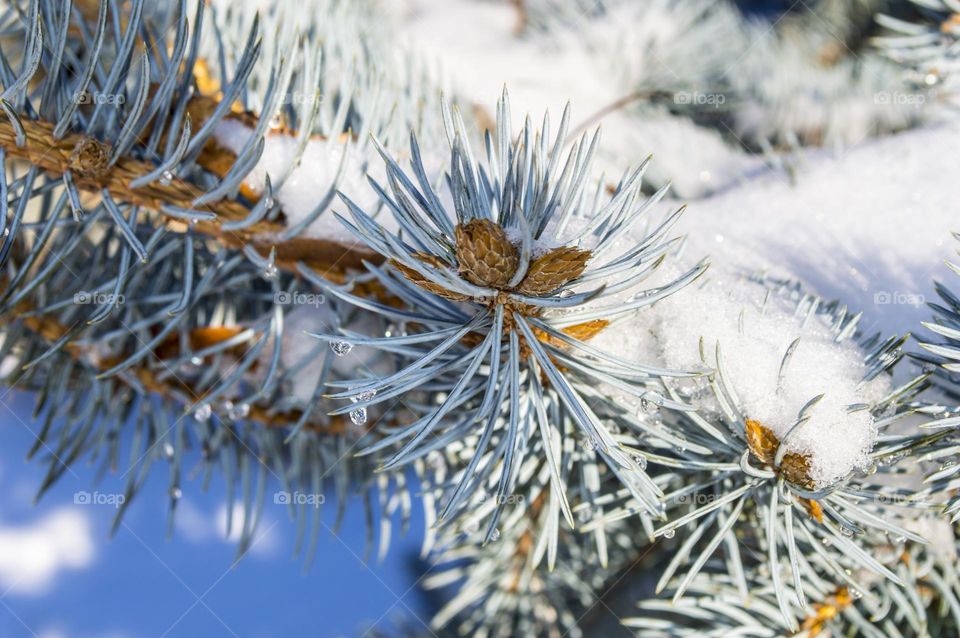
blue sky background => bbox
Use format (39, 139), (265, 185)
(0, 390), (434, 638)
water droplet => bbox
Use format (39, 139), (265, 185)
(160, 170), (174, 185)
(351, 388), (377, 403)
(578, 507), (592, 523)
(663, 529), (675, 539)
(228, 402), (250, 420)
(169, 487), (182, 500)
(350, 407), (367, 426)
(634, 455), (647, 471)
(194, 403), (212, 422)
(264, 196), (275, 209)
(163, 443), (175, 458)
(841, 527), (854, 538)
(490, 528), (501, 542)
(263, 262), (279, 280)
(330, 340), (353, 357)
(851, 589), (863, 600)
(638, 392), (661, 414)
(885, 452), (907, 466)
(269, 113), (283, 129)
(822, 537), (832, 547)
(190, 356), (203, 366)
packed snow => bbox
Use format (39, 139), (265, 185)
(678, 121), (960, 342)
(603, 272), (890, 488)
(213, 120), (386, 242)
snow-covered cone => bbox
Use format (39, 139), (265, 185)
(585, 273), (930, 631)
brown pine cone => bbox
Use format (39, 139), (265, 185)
(455, 219), (519, 289)
(516, 246), (590, 296)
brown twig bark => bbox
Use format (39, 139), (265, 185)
(0, 113), (381, 279)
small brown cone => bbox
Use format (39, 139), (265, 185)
(455, 219), (519, 288)
(516, 246), (590, 296)
(800, 497), (824, 523)
(801, 587), (852, 635)
(745, 418), (815, 489)
(780, 453), (816, 490)
(745, 419), (778, 465)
